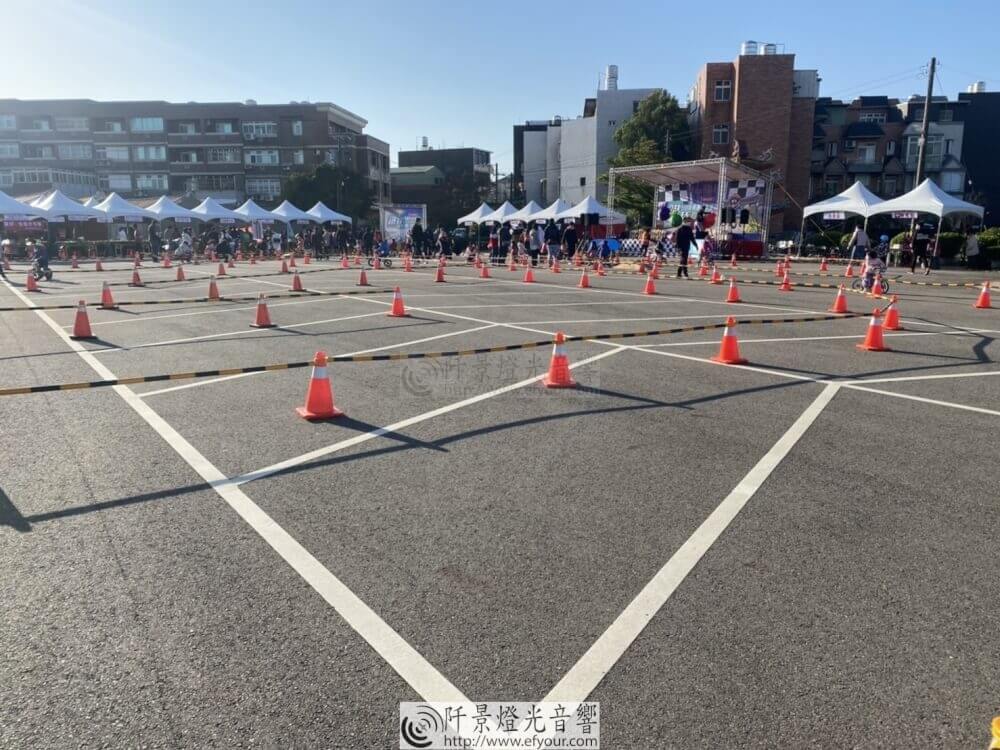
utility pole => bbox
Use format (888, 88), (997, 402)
(914, 57), (936, 187)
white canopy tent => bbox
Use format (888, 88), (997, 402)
(867, 178), (984, 219)
(32, 189), (107, 221)
(456, 202), (494, 225)
(803, 181), (884, 220)
(482, 201), (519, 225)
(94, 192), (156, 222)
(528, 198), (572, 223)
(146, 196), (196, 222)
(0, 190), (43, 218)
(272, 200), (316, 224)
(306, 201), (352, 224)
(555, 195), (627, 225)
(506, 201), (543, 225)
(191, 197), (243, 223)
(81, 195), (102, 208)
(234, 199), (279, 223)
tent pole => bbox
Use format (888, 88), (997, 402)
(797, 216), (806, 257)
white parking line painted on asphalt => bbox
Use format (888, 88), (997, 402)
(842, 369), (1000, 385)
(844, 383), (1000, 417)
(543, 383), (842, 703)
(229, 346), (625, 487)
(2, 276), (471, 704)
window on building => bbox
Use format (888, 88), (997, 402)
(608, 120), (617, 127)
(843, 139), (856, 151)
(579, 176), (586, 187)
(130, 117), (164, 132)
(939, 109), (954, 122)
(213, 121), (234, 134)
(823, 176), (841, 196)
(135, 174), (168, 191)
(96, 146), (130, 162)
(107, 174), (132, 191)
(293, 149), (304, 165)
(12, 168), (50, 184)
(97, 119), (124, 133)
(827, 142), (838, 157)
(245, 149), (279, 165)
(134, 145), (166, 161)
(855, 175), (871, 188)
(0, 172), (12, 187)
(292, 120), (303, 136)
(714, 80), (732, 102)
(242, 121), (277, 139)
(911, 107), (924, 121)
(906, 134), (943, 161)
(712, 124), (730, 145)
(207, 147), (240, 163)
(945, 139), (954, 155)
(857, 143), (876, 163)
(246, 177), (281, 199)
(57, 143), (93, 159)
(176, 122), (198, 134)
(26, 118), (51, 131)
(882, 176), (898, 195)
(940, 172), (963, 192)
(176, 150), (199, 163)
(858, 111), (886, 124)
(0, 115), (15, 130)
(192, 174), (238, 192)
(22, 144), (55, 159)
(0, 143), (18, 158)
(886, 141), (896, 156)
(54, 117), (89, 131)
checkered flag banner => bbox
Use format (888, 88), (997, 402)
(726, 179), (764, 200)
(658, 183), (691, 203)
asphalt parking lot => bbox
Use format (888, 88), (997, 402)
(2, 255), (998, 748)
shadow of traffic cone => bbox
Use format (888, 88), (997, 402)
(726, 278), (742, 303)
(289, 256), (297, 268)
(250, 293), (276, 328)
(341, 255), (350, 269)
(883, 295), (903, 330)
(130, 268), (143, 287)
(974, 281), (992, 309)
(480, 263), (491, 278)
(208, 275), (220, 300)
(71, 254), (79, 269)
(523, 265), (535, 283)
(387, 286), (410, 317)
(779, 272), (793, 292)
(175, 265), (186, 282)
(25, 272), (40, 292)
(710, 265), (723, 285)
(217, 262), (227, 276)
(100, 281), (117, 309)
(642, 272), (657, 295)
(296, 351), (344, 420)
(844, 260), (854, 278)
(856, 308), (890, 352)
(710, 317), (748, 365)
(357, 269), (370, 286)
(578, 268), (591, 288)
(291, 270), (304, 292)
(819, 257), (829, 272)
(434, 264), (446, 283)
(69, 300), (97, 340)
(828, 284), (849, 313)
(542, 332), (576, 388)
(731, 253), (738, 268)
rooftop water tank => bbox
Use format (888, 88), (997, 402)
(740, 40), (758, 56)
(759, 43), (777, 55)
(967, 81), (986, 93)
(605, 64), (619, 91)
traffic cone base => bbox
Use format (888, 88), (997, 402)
(974, 282), (992, 309)
(819, 257), (829, 272)
(480, 264), (491, 278)
(208, 276), (220, 300)
(175, 266), (186, 282)
(69, 301), (97, 340)
(250, 293), (276, 328)
(711, 317), (748, 365)
(281, 260), (289, 274)
(542, 332), (576, 388)
(710, 267), (723, 285)
(296, 351), (344, 420)
(130, 269), (143, 287)
(856, 309), (890, 352)
(779, 273), (793, 292)
(341, 256), (350, 269)
(217, 262), (227, 276)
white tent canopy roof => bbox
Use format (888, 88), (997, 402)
(482, 201), (519, 224)
(81, 195), (102, 207)
(555, 195), (627, 224)
(803, 181), (884, 219)
(306, 201), (352, 224)
(191, 197), (243, 222)
(0, 189), (43, 218)
(867, 178), (984, 219)
(506, 201), (543, 224)
(271, 200), (316, 223)
(234, 199), (279, 222)
(146, 195), (197, 221)
(94, 192), (156, 221)
(528, 198), (572, 223)
(456, 202), (494, 225)
(33, 189), (106, 220)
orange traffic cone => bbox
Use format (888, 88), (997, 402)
(357, 269), (370, 286)
(726, 278), (742, 303)
(578, 268), (591, 288)
(289, 256), (297, 268)
(699, 260), (709, 278)
(217, 262), (227, 276)
(974, 281), (992, 309)
(819, 257), (829, 272)
(175, 265), (186, 282)
(236, 250), (243, 262)
(828, 284), (849, 314)
(844, 260), (854, 278)
(304, 253), (311, 265)
(281, 259), (289, 274)
(373, 255), (381, 270)
(642, 273), (657, 295)
(542, 331), (576, 388)
(596, 260), (606, 277)
(574, 253), (583, 268)
(296, 351), (344, 420)
(100, 281), (117, 309)
(523, 265), (535, 283)
(25, 272), (40, 292)
(162, 255), (171, 268)
(649, 262), (660, 280)
(869, 272), (886, 297)
(730, 253), (738, 268)
(710, 265), (723, 285)
(249, 255), (256, 265)
(341, 255), (350, 269)
(552, 258), (561, 273)
(208, 275), (220, 300)
(856, 309), (890, 352)
(227, 257), (236, 270)
(404, 255), (413, 272)
(387, 286), (410, 317)
(779, 272), (793, 292)
(508, 255), (518, 272)
(774, 260), (783, 278)
(710, 317), (748, 365)
(130, 269), (143, 287)
(883, 296), (903, 330)
(69, 300), (97, 340)
(95, 259), (104, 271)
(480, 263), (491, 279)
(434, 264), (446, 282)
(354, 254), (362, 266)
(250, 293), (276, 328)
(291, 271), (304, 292)
(71, 254), (79, 269)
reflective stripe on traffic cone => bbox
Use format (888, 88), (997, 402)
(774, 261), (783, 278)
(175, 265), (186, 282)
(642, 272), (657, 295)
(844, 260), (854, 278)
(726, 278), (742, 303)
(130, 269), (143, 287)
(779, 272), (793, 292)
(208, 275), (220, 300)
(870, 272), (885, 297)
(828, 284), (849, 314)
(856, 308), (890, 352)
(435, 265), (446, 282)
(542, 331), (576, 388)
(296, 351), (344, 420)
(710, 265), (723, 285)
(523, 266), (535, 283)
(710, 317), (748, 365)
(291, 271), (304, 292)
(883, 295), (903, 330)
(480, 263), (491, 278)
(974, 281), (992, 309)
(250, 293), (276, 328)
(281, 259), (289, 274)
(217, 262), (227, 276)
(387, 286), (410, 317)
(578, 268), (591, 288)
(819, 257), (829, 272)
(101, 281), (117, 309)
(341, 255), (350, 269)
(69, 300), (96, 340)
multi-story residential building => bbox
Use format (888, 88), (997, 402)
(397, 146), (491, 188)
(395, 145), (492, 226)
(514, 66), (657, 206)
(687, 43), (819, 231)
(0, 99), (390, 206)
(958, 83), (1000, 224)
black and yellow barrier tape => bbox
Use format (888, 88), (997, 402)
(0, 313), (866, 397)
(104, 263), (384, 287)
(895, 278), (979, 288)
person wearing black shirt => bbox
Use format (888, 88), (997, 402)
(410, 219), (424, 255)
(543, 221), (560, 262)
(674, 217), (696, 278)
(560, 222), (577, 263)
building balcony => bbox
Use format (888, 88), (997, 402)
(169, 132), (242, 145)
(904, 155), (944, 171)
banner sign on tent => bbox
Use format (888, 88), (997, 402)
(2, 219), (46, 230)
(892, 211), (918, 219)
(822, 211), (847, 220)
(380, 204), (426, 243)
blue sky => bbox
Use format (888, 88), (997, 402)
(7, 0), (999, 173)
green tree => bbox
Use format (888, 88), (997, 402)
(605, 89), (690, 224)
(280, 164), (374, 222)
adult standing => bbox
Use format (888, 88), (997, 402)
(674, 217), (696, 278)
(560, 221), (577, 264)
(497, 222), (511, 264)
(847, 225), (870, 261)
(410, 218), (424, 257)
(910, 224), (931, 274)
(964, 229), (983, 271)
(544, 220), (560, 264)
(528, 223), (543, 266)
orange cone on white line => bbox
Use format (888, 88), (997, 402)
(596, 260), (606, 277)
(101, 281), (117, 309)
(710, 317), (748, 365)
(208, 275), (220, 300)
(710, 265), (723, 285)
(296, 351), (344, 420)
(281, 259), (289, 274)
(551, 258), (561, 273)
(69, 300), (96, 340)
(883, 295), (903, 330)
(828, 284), (849, 314)
(726, 278), (742, 303)
(480, 263), (491, 279)
(974, 281), (992, 309)
(250, 293), (276, 328)
(289, 256), (297, 268)
(373, 255), (381, 270)
(291, 271), (304, 292)
(856, 308), (890, 352)
(542, 332), (576, 388)
(844, 260), (854, 278)
(699, 260), (709, 277)
(404, 255), (413, 272)
(508, 255), (518, 272)
(387, 286), (410, 317)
